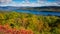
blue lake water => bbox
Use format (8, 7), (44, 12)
(14, 9), (60, 16)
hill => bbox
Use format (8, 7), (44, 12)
(0, 6), (60, 12)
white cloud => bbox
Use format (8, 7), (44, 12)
(0, 0), (60, 7)
(0, 0), (12, 4)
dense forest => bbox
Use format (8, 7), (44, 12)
(0, 11), (60, 34)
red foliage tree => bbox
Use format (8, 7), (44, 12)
(0, 25), (34, 34)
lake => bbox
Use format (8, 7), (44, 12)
(13, 9), (60, 16)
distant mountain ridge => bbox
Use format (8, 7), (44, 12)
(0, 6), (19, 10)
(0, 6), (60, 11)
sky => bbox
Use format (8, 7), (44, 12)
(0, 0), (60, 7)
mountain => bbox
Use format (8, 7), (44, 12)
(0, 6), (60, 12)
(0, 6), (20, 10)
(35, 6), (60, 11)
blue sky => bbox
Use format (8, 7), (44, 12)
(13, 0), (56, 3)
(0, 0), (60, 7)
(13, 0), (37, 3)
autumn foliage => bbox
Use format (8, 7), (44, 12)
(0, 11), (60, 34)
(0, 25), (34, 34)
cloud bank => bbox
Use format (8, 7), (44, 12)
(0, 0), (12, 4)
(0, 0), (60, 7)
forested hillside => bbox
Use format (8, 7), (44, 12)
(0, 11), (60, 34)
